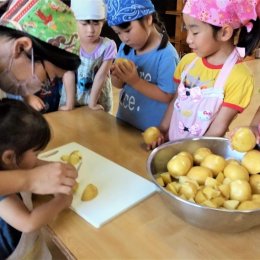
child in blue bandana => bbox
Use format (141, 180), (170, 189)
(106, 0), (179, 131)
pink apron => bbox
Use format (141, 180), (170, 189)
(7, 192), (52, 260)
(169, 48), (241, 141)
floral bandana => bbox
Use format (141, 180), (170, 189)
(105, 0), (155, 26)
(0, 0), (79, 55)
(183, 0), (259, 32)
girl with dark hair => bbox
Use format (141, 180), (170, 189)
(148, 0), (260, 149)
(0, 0), (79, 197)
(106, 0), (179, 131)
(0, 99), (72, 259)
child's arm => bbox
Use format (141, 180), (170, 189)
(147, 95), (177, 150)
(0, 193), (72, 233)
(205, 106), (238, 137)
(250, 106), (260, 137)
(88, 60), (113, 111)
(23, 95), (45, 111)
(113, 60), (174, 103)
(59, 71), (76, 111)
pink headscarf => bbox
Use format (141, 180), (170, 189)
(183, 0), (260, 32)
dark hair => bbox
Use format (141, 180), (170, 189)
(211, 18), (260, 56)
(118, 12), (169, 55)
(0, 99), (51, 169)
(0, 26), (81, 71)
(0, 1), (80, 70)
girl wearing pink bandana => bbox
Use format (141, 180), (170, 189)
(148, 0), (260, 149)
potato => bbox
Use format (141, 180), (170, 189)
(72, 181), (79, 193)
(249, 174), (260, 194)
(81, 184), (98, 201)
(160, 172), (172, 185)
(231, 127), (256, 152)
(223, 200), (240, 210)
(142, 127), (160, 145)
(60, 150), (82, 166)
(201, 154), (226, 177)
(238, 200), (260, 210)
(223, 163), (249, 181)
(242, 150), (260, 174)
(179, 182), (197, 199)
(187, 166), (213, 185)
(230, 180), (252, 202)
(218, 184), (230, 199)
(156, 176), (164, 187)
(167, 154), (192, 177)
(193, 147), (212, 165)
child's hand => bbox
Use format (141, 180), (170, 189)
(54, 193), (73, 209)
(24, 95), (45, 111)
(88, 103), (104, 111)
(146, 131), (168, 151)
(113, 60), (139, 86)
(59, 105), (74, 111)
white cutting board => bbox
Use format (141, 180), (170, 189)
(39, 142), (157, 228)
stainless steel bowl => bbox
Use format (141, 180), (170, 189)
(147, 137), (260, 233)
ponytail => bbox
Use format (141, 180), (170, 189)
(237, 18), (260, 56)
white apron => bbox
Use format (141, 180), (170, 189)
(7, 192), (52, 260)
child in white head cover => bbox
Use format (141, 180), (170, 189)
(59, 0), (117, 112)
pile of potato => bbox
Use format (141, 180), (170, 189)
(156, 147), (260, 210)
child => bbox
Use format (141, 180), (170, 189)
(0, 99), (72, 259)
(59, 0), (117, 112)
(0, 0), (79, 198)
(147, 0), (260, 149)
(106, 0), (179, 131)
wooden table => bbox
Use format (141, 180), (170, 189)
(44, 92), (260, 259)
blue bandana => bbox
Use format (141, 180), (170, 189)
(106, 0), (155, 26)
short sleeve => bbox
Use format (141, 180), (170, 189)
(103, 38), (117, 61)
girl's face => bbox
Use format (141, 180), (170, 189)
(17, 149), (39, 169)
(112, 20), (151, 51)
(183, 14), (221, 58)
(77, 20), (104, 44)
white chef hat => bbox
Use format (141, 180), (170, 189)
(71, 0), (106, 20)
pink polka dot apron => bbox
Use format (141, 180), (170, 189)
(169, 48), (241, 141)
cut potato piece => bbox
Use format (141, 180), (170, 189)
(223, 200), (240, 210)
(160, 172), (172, 185)
(81, 184), (98, 201)
(238, 200), (260, 210)
(156, 176), (164, 187)
(218, 184), (230, 199)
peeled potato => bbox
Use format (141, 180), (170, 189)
(201, 154), (226, 177)
(115, 58), (130, 64)
(223, 163), (249, 181)
(230, 180), (252, 202)
(249, 174), (260, 194)
(167, 154), (192, 177)
(238, 200), (260, 210)
(231, 127), (256, 152)
(242, 150), (260, 174)
(81, 184), (98, 201)
(72, 181), (79, 193)
(187, 166), (213, 185)
(142, 127), (160, 145)
(193, 147), (212, 165)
